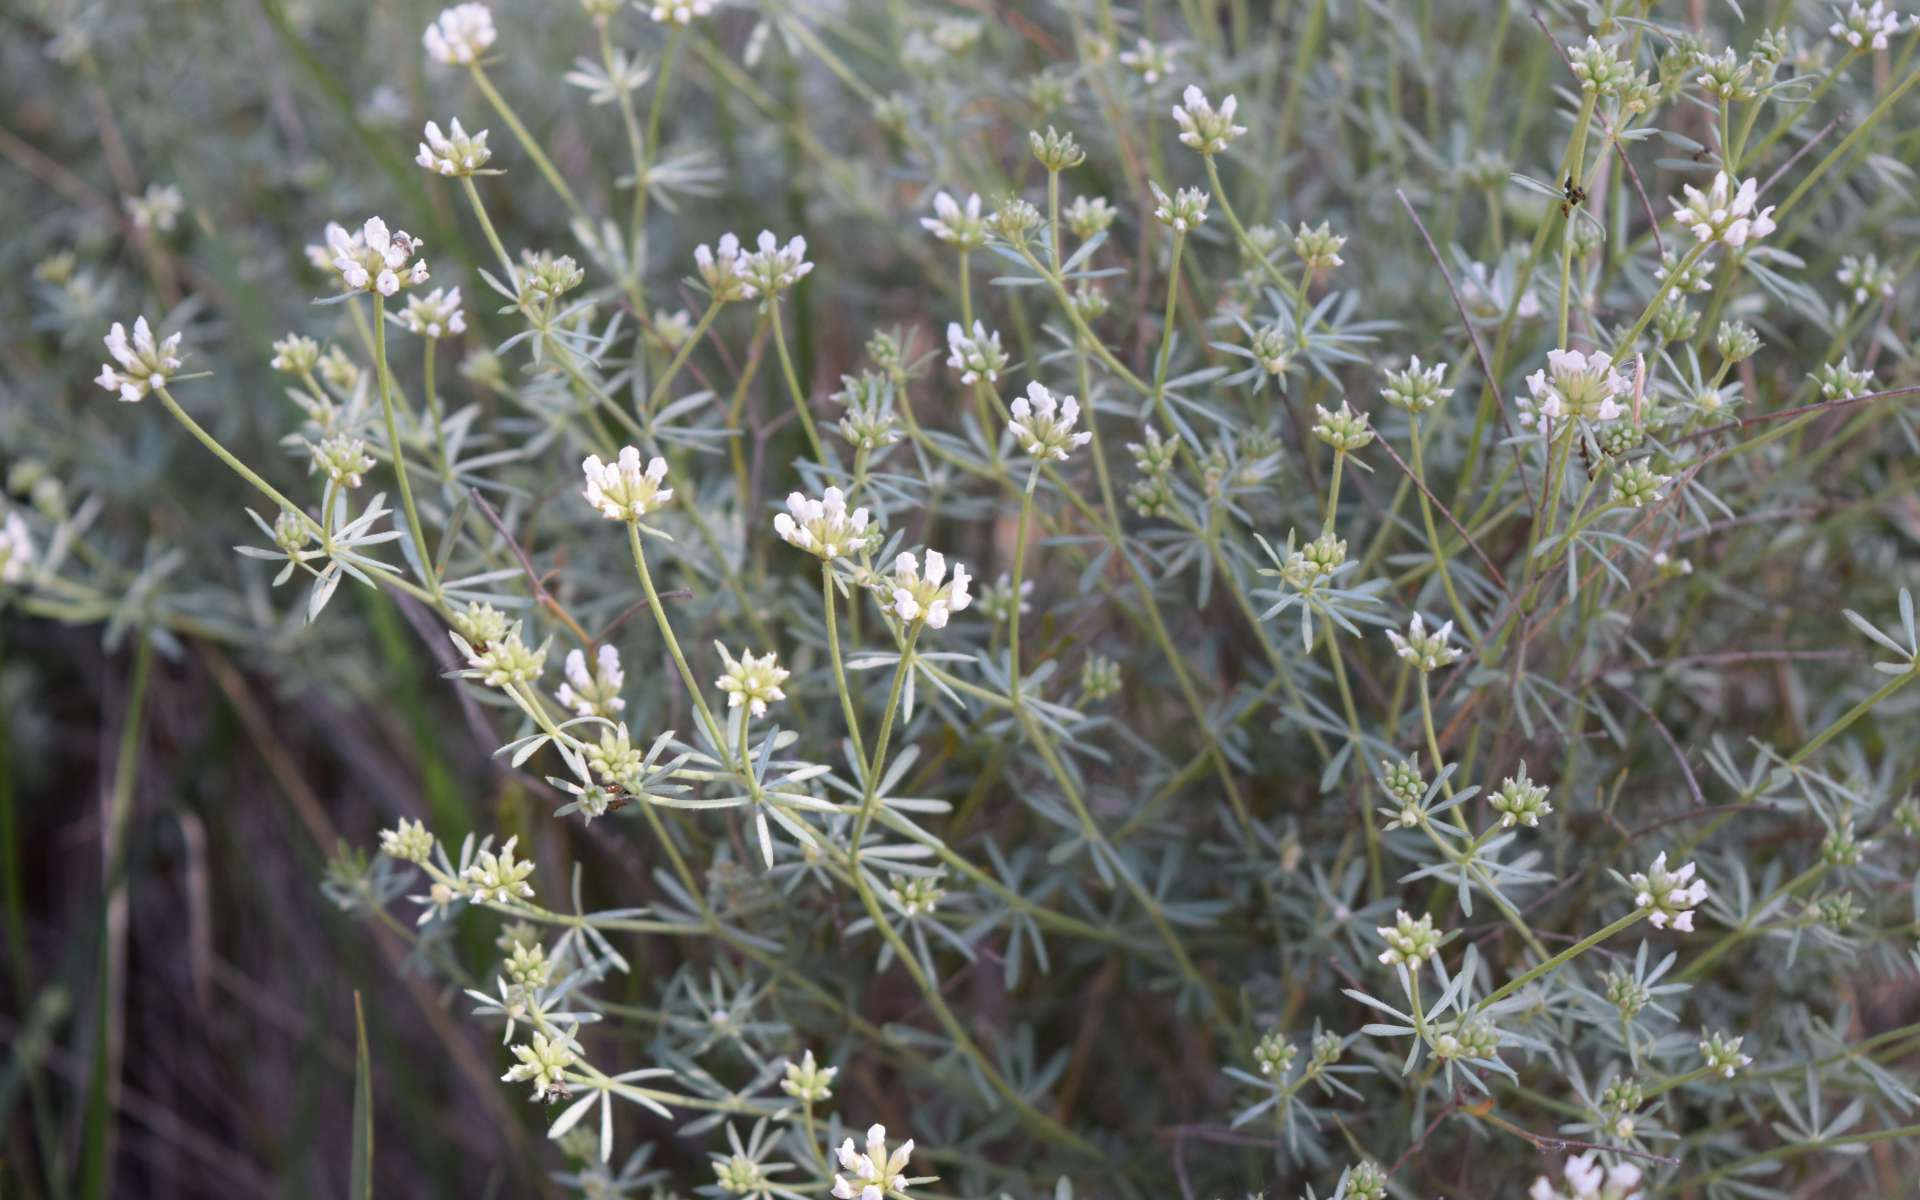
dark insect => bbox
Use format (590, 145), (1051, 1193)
(1560, 174), (1588, 216)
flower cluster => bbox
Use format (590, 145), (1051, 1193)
(1527, 1152), (1643, 1200)
(557, 645), (625, 718)
(1830, 2), (1905, 51)
(832, 1125), (915, 1200)
(95, 317), (183, 403)
(878, 551), (973, 629)
(1672, 172), (1776, 248)
(322, 218), (429, 296)
(465, 835), (536, 903)
(775, 487), (873, 561)
(1376, 909), (1441, 968)
(424, 4), (496, 65)
(1171, 85), (1247, 155)
(1521, 349), (1628, 428)
(1008, 382), (1091, 461)
(1385, 614), (1461, 672)
(399, 287), (466, 338)
(945, 321), (1008, 386)
(1628, 852), (1710, 932)
(715, 645), (790, 719)
(415, 118), (492, 176)
(582, 447), (673, 522)
(920, 191), (988, 249)
(1381, 357), (1453, 412)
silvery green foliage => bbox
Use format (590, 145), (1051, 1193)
(7, 1), (1920, 1196)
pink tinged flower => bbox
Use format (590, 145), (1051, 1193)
(424, 3), (496, 65)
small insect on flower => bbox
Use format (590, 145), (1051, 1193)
(1671, 172), (1776, 248)
(1627, 851), (1709, 932)
(1008, 381), (1091, 461)
(423, 3), (496, 65)
(415, 118), (492, 176)
(399, 287), (466, 338)
(774, 486), (872, 561)
(945, 321), (1008, 386)
(1830, 2), (1905, 51)
(1520, 349), (1629, 429)
(556, 644), (625, 718)
(0, 510), (35, 584)
(323, 217), (429, 296)
(879, 550), (973, 629)
(581, 446), (672, 522)
(96, 316), (184, 403)
(715, 644), (790, 719)
(1385, 613), (1462, 672)
(920, 191), (988, 249)
(832, 1124), (916, 1200)
(1171, 84), (1248, 155)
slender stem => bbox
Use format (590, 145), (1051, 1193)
(768, 301), (828, 465)
(1479, 909), (1644, 1009)
(373, 296), (439, 596)
(469, 64), (589, 226)
(1008, 466), (1040, 697)
(626, 524), (727, 753)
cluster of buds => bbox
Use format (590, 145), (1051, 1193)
(1836, 253), (1896, 304)
(415, 118), (492, 177)
(1830, 2), (1905, 51)
(1597, 1076), (1644, 1138)
(1611, 462), (1671, 509)
(1029, 125), (1085, 171)
(1151, 184), (1209, 233)
(502, 1031), (576, 1102)
(503, 940), (553, 990)
(991, 198), (1044, 242)
(715, 645), (790, 719)
(1491, 763), (1553, 829)
(1695, 47), (1756, 101)
(322, 218), (429, 296)
(125, 183), (184, 233)
(95, 316), (183, 403)
(465, 835), (536, 903)
(1672, 172), (1776, 248)
(581, 447), (672, 522)
(399, 287), (466, 338)
(1008, 382), (1091, 461)
(878, 550), (973, 629)
(1065, 195), (1117, 239)
(1293, 221), (1347, 272)
(310, 435), (375, 489)
(1250, 326), (1291, 376)
(976, 574), (1033, 624)
(1381, 357), (1452, 412)
(379, 818), (435, 864)
(887, 873), (947, 917)
(1127, 427), (1179, 518)
(1521, 348), (1628, 429)
(1627, 852), (1709, 932)
(1715, 320), (1761, 363)
(1341, 1162), (1390, 1200)
(1379, 757), (1427, 815)
(647, 0), (716, 24)
(1171, 84), (1247, 155)
(1311, 402), (1374, 451)
(423, 4), (496, 65)
(695, 234), (755, 303)
(516, 250), (584, 303)
(556, 645), (625, 718)
(1569, 37), (1634, 95)
(780, 1050), (838, 1103)
(1281, 531), (1347, 591)
(1252, 1030), (1296, 1077)
(270, 334), (321, 375)
(1814, 357), (1875, 401)
(1081, 654), (1122, 701)
(1386, 614), (1461, 672)
(584, 725), (644, 791)
(459, 622), (547, 688)
(1119, 38), (1175, 85)
(1699, 1031), (1753, 1078)
(452, 600), (510, 649)
(1656, 250), (1714, 294)
(921, 191), (989, 249)
(1376, 909), (1442, 969)
(775, 486), (873, 560)
(1431, 1017), (1500, 1062)
(945, 321), (1008, 386)
(740, 231), (814, 298)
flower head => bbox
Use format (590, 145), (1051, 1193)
(1171, 84), (1247, 154)
(716, 644), (790, 718)
(649, 0), (716, 24)
(424, 4), (496, 65)
(1628, 851), (1709, 932)
(324, 217), (429, 296)
(380, 818), (435, 863)
(1529, 1151), (1643, 1200)
(774, 487), (872, 560)
(741, 231), (813, 298)
(831, 1124), (915, 1200)
(415, 118), (492, 176)
(1151, 183), (1209, 233)
(582, 447), (672, 521)
(1376, 909), (1442, 968)
(1312, 401), (1374, 451)
(95, 317), (183, 403)
(695, 233), (754, 302)
(1385, 614), (1462, 672)
(270, 334), (321, 375)
(1009, 381), (1091, 461)
(1521, 349), (1628, 428)
(399, 287), (466, 338)
(124, 183), (183, 233)
(879, 550), (973, 629)
(1672, 172), (1776, 248)
(1699, 1031), (1753, 1078)
(1382, 357), (1454, 413)
(459, 622), (547, 688)
(1119, 38), (1175, 84)
(781, 1050), (838, 1102)
(557, 645), (625, 718)
(1830, 2), (1905, 50)
(465, 835), (536, 903)
(1491, 763), (1553, 829)
(920, 191), (989, 249)
(945, 321), (1008, 386)
(310, 435), (375, 488)
(502, 1030), (576, 1101)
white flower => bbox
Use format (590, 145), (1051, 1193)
(1381, 356), (1454, 413)
(1529, 1151), (1644, 1200)
(1151, 183), (1210, 233)
(920, 191), (988, 248)
(945, 321), (1008, 386)
(557, 645), (626, 718)
(399, 286), (466, 338)
(1830, 2), (1905, 51)
(464, 835), (536, 903)
(1008, 381), (1091, 461)
(324, 217), (429, 296)
(648, 0), (716, 24)
(831, 1124), (915, 1200)
(0, 511), (34, 584)
(1118, 38), (1174, 84)
(716, 644), (790, 718)
(124, 183), (183, 233)
(695, 233), (755, 302)
(424, 4), (496, 65)
(1628, 851), (1710, 932)
(581, 447), (673, 521)
(1671, 172), (1776, 248)
(1385, 614), (1462, 672)
(774, 486), (872, 560)
(415, 118), (492, 176)
(1171, 84), (1247, 154)
(879, 550), (973, 629)
(741, 230), (814, 297)
(95, 317), (184, 403)
(1376, 909), (1441, 968)
(502, 1030), (576, 1101)
(1521, 348), (1628, 429)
